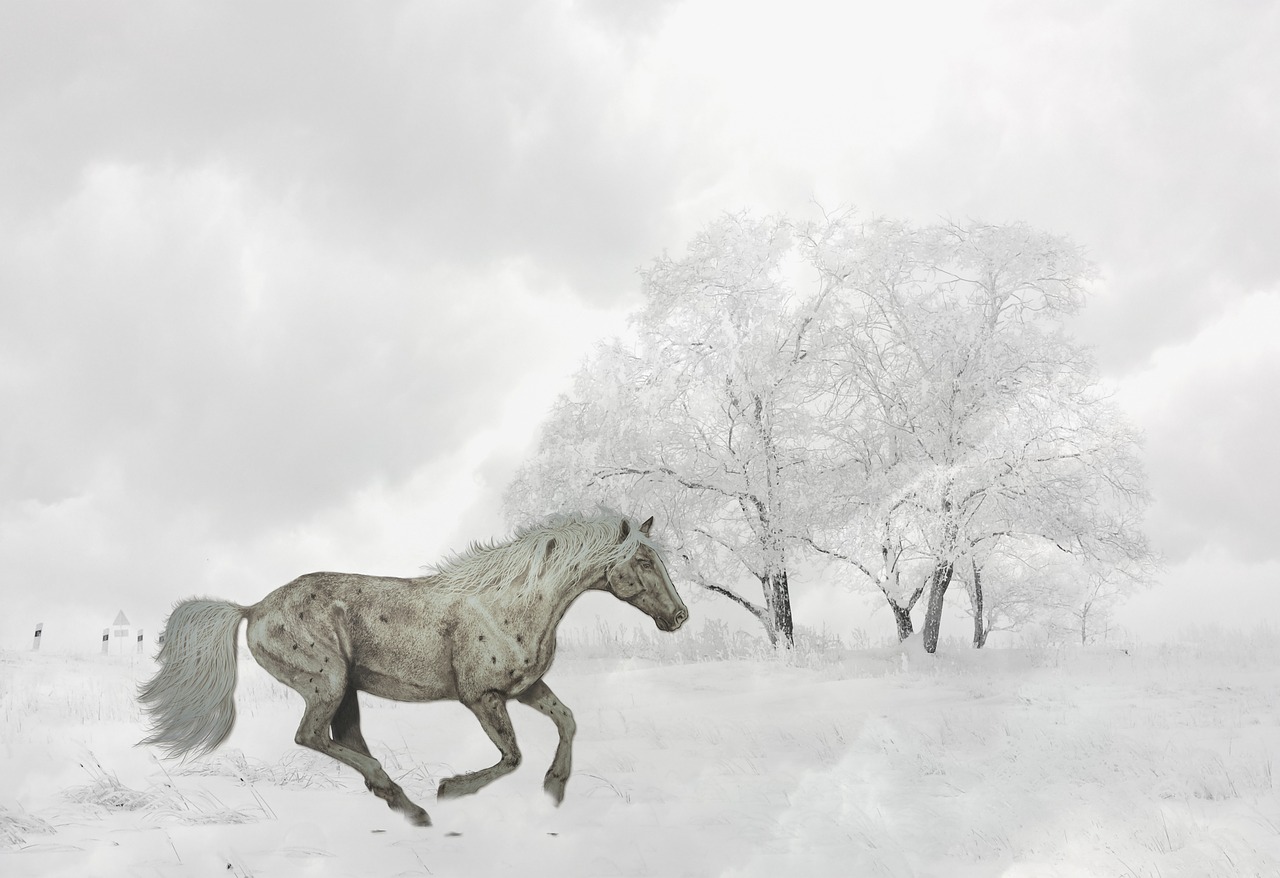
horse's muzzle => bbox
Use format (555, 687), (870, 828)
(657, 607), (688, 632)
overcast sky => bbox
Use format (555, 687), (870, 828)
(2, 0), (1277, 649)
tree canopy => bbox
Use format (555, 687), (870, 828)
(506, 211), (1154, 652)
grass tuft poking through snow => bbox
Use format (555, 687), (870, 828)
(63, 753), (261, 825)
(0, 804), (55, 848)
(173, 748), (344, 790)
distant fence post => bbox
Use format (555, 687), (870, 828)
(158, 629), (166, 646)
(137, 628), (144, 653)
(32, 622), (43, 651)
(101, 628), (110, 655)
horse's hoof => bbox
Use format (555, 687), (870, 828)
(387, 793), (431, 827)
(436, 778), (463, 799)
(543, 777), (567, 805)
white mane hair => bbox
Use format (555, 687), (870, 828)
(425, 512), (659, 603)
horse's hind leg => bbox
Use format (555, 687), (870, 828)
(295, 687), (431, 827)
(437, 691), (521, 799)
(517, 680), (576, 804)
(331, 686), (372, 757)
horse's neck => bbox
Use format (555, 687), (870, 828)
(517, 564), (608, 630)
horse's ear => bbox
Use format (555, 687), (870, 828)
(618, 518), (631, 542)
(639, 516), (654, 536)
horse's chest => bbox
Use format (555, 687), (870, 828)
(453, 631), (555, 699)
(446, 597), (562, 699)
(465, 640), (551, 691)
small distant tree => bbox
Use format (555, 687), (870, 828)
(957, 542), (1072, 648)
(958, 546), (1045, 649)
(957, 508), (1154, 648)
(1047, 525), (1154, 646)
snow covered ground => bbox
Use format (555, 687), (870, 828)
(2, 632), (1278, 877)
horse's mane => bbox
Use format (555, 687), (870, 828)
(424, 513), (657, 603)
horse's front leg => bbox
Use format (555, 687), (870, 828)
(516, 679), (576, 804)
(437, 691), (521, 799)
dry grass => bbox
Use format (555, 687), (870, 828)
(171, 747), (343, 790)
(0, 804), (55, 848)
(61, 752), (265, 825)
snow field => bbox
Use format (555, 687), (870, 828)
(1, 636), (1278, 877)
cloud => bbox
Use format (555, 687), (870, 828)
(1117, 291), (1280, 563)
(0, 156), (631, 529)
(849, 1), (1280, 371)
(0, 1), (684, 297)
(3, 164), (455, 524)
(1117, 544), (1280, 639)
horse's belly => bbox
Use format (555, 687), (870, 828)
(349, 636), (457, 702)
(352, 663), (454, 702)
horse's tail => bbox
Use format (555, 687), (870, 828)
(137, 598), (251, 759)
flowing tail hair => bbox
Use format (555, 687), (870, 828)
(137, 599), (250, 759)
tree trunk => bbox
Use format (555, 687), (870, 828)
(748, 387), (793, 651)
(971, 562), (988, 649)
(921, 560), (955, 654)
(763, 570), (795, 649)
(891, 602), (914, 641)
(885, 572), (926, 643)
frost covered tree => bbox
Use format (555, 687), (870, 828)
(508, 210), (1153, 654)
(800, 215), (1153, 652)
(505, 214), (839, 648)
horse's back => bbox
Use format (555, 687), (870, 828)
(247, 572), (411, 635)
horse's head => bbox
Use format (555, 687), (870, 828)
(606, 516), (689, 632)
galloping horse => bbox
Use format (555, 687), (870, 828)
(137, 513), (688, 826)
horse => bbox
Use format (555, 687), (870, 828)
(137, 513), (688, 826)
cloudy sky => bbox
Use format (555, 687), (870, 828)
(2, 0), (1277, 649)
